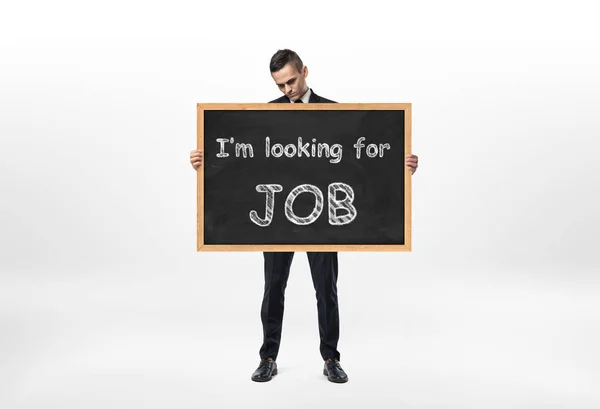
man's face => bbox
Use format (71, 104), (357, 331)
(271, 63), (308, 101)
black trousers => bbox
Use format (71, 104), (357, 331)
(259, 251), (341, 362)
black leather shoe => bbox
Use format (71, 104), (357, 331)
(323, 358), (348, 383)
(251, 358), (278, 382)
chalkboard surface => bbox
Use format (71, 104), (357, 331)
(197, 103), (411, 251)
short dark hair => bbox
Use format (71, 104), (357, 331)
(269, 49), (304, 73)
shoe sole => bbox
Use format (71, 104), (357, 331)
(251, 368), (278, 382)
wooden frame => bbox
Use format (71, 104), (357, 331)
(197, 103), (412, 252)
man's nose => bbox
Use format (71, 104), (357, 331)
(285, 84), (292, 94)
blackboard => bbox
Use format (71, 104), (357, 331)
(196, 103), (412, 251)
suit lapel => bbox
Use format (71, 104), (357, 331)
(308, 88), (321, 103)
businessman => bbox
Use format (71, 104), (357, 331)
(190, 49), (419, 383)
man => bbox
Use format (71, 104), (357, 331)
(189, 49), (419, 383)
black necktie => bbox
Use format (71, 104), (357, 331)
(295, 99), (303, 103)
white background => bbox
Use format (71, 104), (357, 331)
(1, 0), (599, 408)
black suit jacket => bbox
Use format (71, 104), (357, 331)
(268, 88), (336, 104)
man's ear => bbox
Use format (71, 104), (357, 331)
(303, 66), (309, 78)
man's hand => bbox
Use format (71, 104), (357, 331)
(406, 154), (418, 174)
(190, 149), (203, 170)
